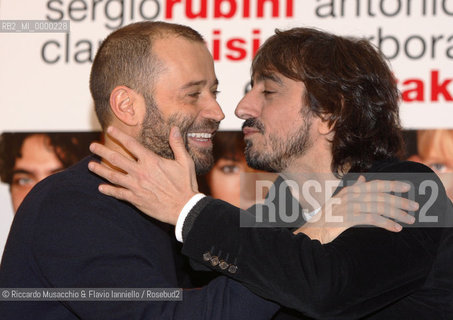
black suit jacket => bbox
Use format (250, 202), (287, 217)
(181, 160), (453, 319)
(0, 156), (278, 320)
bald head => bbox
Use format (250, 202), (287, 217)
(89, 21), (205, 129)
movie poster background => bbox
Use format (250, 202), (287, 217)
(1, 0), (452, 258)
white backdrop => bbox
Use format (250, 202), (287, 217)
(1, 0), (453, 257)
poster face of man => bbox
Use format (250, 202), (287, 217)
(10, 134), (64, 212)
(1, 132), (100, 213)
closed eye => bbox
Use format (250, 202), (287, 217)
(188, 92), (201, 98)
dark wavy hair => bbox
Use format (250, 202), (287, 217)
(0, 132), (100, 185)
(252, 27), (404, 176)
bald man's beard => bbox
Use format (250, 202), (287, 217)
(139, 94), (218, 175)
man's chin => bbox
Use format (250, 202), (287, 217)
(190, 150), (214, 175)
(194, 157), (214, 175)
(245, 150), (280, 173)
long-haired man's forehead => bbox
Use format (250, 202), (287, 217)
(251, 70), (283, 85)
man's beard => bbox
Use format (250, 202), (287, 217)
(139, 94), (219, 175)
(243, 114), (313, 173)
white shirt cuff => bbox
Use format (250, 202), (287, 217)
(175, 193), (206, 243)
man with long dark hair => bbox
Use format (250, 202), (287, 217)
(88, 27), (453, 319)
(0, 132), (99, 212)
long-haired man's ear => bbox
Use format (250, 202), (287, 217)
(317, 114), (335, 136)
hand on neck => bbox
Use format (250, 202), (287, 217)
(101, 123), (139, 172)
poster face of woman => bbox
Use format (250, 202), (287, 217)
(407, 130), (453, 201)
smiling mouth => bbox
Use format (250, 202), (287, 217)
(187, 132), (213, 143)
(187, 132), (213, 139)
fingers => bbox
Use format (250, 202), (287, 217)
(106, 126), (154, 160)
(350, 178), (412, 194)
(339, 194), (416, 225)
(169, 127), (191, 163)
(88, 161), (132, 189)
(89, 142), (136, 175)
(321, 205), (406, 231)
(169, 127), (198, 192)
(340, 178), (419, 226)
(98, 183), (135, 203)
(357, 204), (415, 225)
(347, 192), (419, 212)
(361, 214), (403, 232)
(356, 175), (366, 184)
(381, 207), (415, 225)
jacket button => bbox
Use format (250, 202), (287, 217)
(228, 265), (238, 274)
(210, 256), (220, 266)
(203, 252), (212, 261)
(219, 260), (229, 270)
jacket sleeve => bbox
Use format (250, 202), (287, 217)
(0, 179), (278, 320)
(181, 163), (453, 319)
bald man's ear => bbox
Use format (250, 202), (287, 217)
(109, 86), (143, 126)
